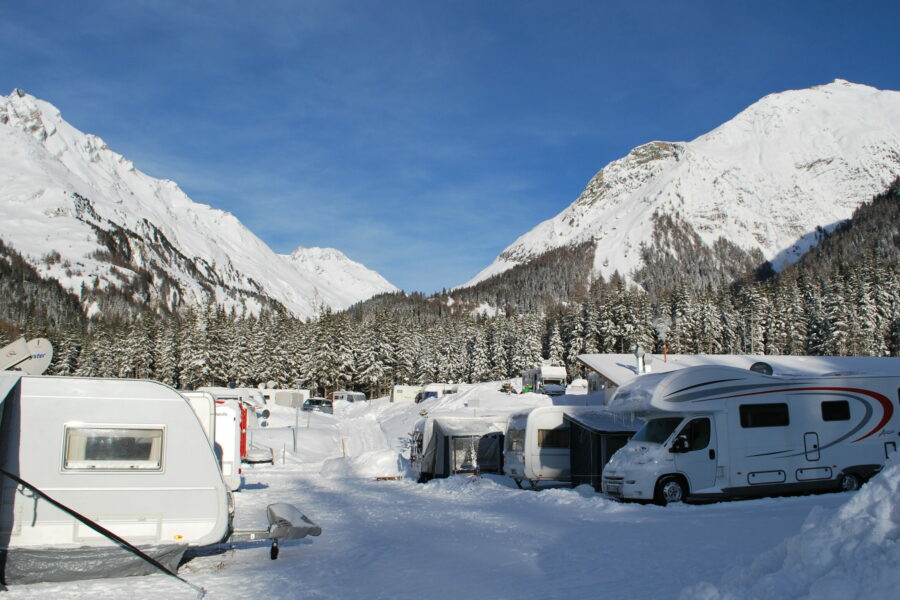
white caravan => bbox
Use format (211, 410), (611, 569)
(0, 373), (320, 584)
(522, 364), (568, 396)
(329, 390), (366, 403)
(504, 406), (574, 488)
(213, 398), (243, 491)
(180, 390), (217, 447)
(390, 384), (422, 403)
(260, 388), (310, 409)
(198, 387), (272, 464)
(601, 363), (900, 505)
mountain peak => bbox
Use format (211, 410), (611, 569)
(0, 91), (396, 317)
(464, 80), (900, 288)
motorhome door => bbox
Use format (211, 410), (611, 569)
(673, 417), (718, 491)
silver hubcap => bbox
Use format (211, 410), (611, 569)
(662, 481), (683, 503)
(842, 475), (859, 491)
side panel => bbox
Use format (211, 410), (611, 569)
(214, 402), (242, 491)
(526, 410), (570, 481)
(1, 377), (229, 549)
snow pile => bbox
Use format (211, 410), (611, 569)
(683, 458), (900, 600)
(320, 449), (406, 479)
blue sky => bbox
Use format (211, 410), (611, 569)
(3, 1), (899, 293)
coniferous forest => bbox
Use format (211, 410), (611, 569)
(2, 180), (899, 397)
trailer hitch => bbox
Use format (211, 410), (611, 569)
(228, 502), (321, 560)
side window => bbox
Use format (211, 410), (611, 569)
(64, 426), (164, 471)
(821, 400), (850, 421)
(680, 418), (711, 450)
(538, 427), (570, 448)
(739, 403), (789, 428)
(507, 428), (525, 452)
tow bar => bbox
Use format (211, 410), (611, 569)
(228, 503), (322, 560)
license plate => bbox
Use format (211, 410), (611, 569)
(606, 484), (621, 495)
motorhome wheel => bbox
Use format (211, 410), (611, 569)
(655, 476), (686, 506)
(839, 472), (861, 492)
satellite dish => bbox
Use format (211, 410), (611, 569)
(749, 361), (773, 376)
(1, 338), (31, 371)
(13, 338), (54, 375)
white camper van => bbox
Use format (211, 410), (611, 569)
(522, 364), (568, 396)
(601, 363), (900, 505)
(0, 373), (320, 584)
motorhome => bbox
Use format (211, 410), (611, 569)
(390, 384), (422, 403)
(521, 364), (568, 396)
(0, 373), (320, 584)
(328, 390), (366, 403)
(601, 363), (900, 505)
(410, 417), (506, 482)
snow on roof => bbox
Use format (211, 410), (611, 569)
(432, 417), (505, 437)
(578, 354), (900, 388)
(563, 408), (641, 433)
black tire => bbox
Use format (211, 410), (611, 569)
(655, 476), (687, 506)
(839, 472), (861, 492)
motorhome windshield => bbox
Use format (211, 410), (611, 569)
(543, 379), (564, 386)
(631, 417), (683, 444)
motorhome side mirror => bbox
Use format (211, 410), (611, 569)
(669, 435), (689, 453)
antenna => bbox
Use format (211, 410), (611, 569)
(749, 361), (773, 376)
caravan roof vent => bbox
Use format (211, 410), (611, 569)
(749, 361), (773, 376)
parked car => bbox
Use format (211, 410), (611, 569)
(302, 397), (333, 414)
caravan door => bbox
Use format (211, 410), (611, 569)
(673, 417), (718, 492)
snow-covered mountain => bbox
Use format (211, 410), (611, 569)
(282, 246), (396, 306)
(464, 80), (900, 288)
(0, 89), (397, 319)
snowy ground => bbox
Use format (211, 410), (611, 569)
(2, 387), (882, 599)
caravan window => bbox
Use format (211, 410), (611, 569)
(821, 400), (850, 421)
(64, 426), (164, 471)
(739, 403), (789, 428)
(538, 427), (570, 448)
(507, 428), (525, 452)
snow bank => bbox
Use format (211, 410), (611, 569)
(683, 458), (900, 600)
(320, 449), (407, 479)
